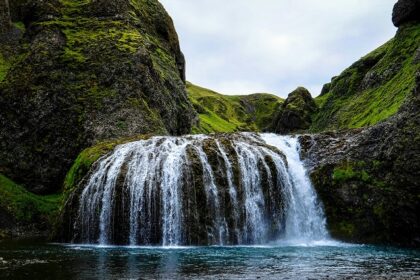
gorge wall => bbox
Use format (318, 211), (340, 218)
(0, 0), (197, 194)
(301, 72), (420, 247)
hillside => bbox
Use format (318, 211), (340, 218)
(312, 22), (420, 131)
(187, 82), (283, 133)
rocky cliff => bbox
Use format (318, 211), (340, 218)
(301, 71), (420, 246)
(0, 0), (197, 194)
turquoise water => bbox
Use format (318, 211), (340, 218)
(0, 240), (419, 279)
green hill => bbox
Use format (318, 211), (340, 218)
(187, 82), (283, 134)
(312, 22), (420, 131)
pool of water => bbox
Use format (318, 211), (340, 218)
(0, 240), (419, 279)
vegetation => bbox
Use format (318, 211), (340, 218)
(0, 174), (62, 224)
(0, 52), (11, 82)
(312, 23), (420, 131)
(63, 134), (152, 197)
(187, 82), (283, 134)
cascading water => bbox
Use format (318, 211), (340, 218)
(70, 133), (329, 246)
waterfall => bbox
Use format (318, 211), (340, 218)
(71, 133), (328, 246)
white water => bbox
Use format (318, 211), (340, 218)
(74, 133), (329, 246)
(260, 133), (329, 244)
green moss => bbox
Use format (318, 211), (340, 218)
(63, 134), (152, 196)
(0, 174), (62, 223)
(0, 53), (11, 82)
(13, 22), (25, 32)
(187, 82), (283, 134)
(332, 161), (391, 189)
(313, 23), (420, 131)
(332, 162), (373, 183)
(332, 166), (357, 182)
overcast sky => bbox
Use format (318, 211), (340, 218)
(159, 0), (397, 97)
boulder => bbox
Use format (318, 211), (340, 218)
(270, 87), (317, 134)
(392, 0), (420, 27)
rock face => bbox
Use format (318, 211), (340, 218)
(300, 72), (420, 247)
(392, 0), (420, 27)
(270, 87), (317, 134)
(0, 0), (197, 194)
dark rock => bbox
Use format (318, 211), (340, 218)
(0, 0), (197, 194)
(392, 0), (420, 27)
(300, 72), (420, 247)
(270, 87), (317, 134)
(0, 0), (11, 32)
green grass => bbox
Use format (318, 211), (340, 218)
(187, 82), (283, 134)
(0, 174), (62, 223)
(312, 23), (420, 131)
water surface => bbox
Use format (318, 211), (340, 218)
(1, 240), (419, 279)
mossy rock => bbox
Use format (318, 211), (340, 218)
(270, 87), (317, 134)
(0, 0), (196, 194)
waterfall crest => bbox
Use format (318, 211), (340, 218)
(70, 133), (328, 246)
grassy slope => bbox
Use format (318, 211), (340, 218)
(187, 82), (283, 134)
(312, 23), (420, 131)
(0, 174), (62, 225)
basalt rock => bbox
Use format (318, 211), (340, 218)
(300, 72), (420, 247)
(270, 87), (317, 134)
(0, 0), (197, 194)
(392, 0), (420, 27)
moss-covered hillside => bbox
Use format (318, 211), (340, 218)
(0, 0), (196, 194)
(0, 174), (62, 239)
(187, 82), (283, 134)
(312, 22), (420, 131)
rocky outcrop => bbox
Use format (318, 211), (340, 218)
(300, 72), (420, 247)
(270, 87), (317, 134)
(392, 0), (420, 27)
(0, 0), (197, 194)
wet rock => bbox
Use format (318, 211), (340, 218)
(300, 73), (420, 247)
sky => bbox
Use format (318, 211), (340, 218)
(159, 0), (397, 97)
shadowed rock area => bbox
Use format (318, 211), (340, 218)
(392, 0), (420, 27)
(0, 0), (197, 194)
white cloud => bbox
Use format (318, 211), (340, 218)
(159, 0), (397, 97)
